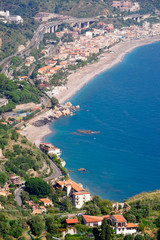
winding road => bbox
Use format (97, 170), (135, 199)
(15, 158), (62, 206)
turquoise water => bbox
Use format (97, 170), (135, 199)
(46, 41), (160, 201)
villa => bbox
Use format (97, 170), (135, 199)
(82, 214), (138, 235)
(56, 180), (91, 208)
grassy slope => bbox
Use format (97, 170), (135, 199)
(127, 190), (160, 203)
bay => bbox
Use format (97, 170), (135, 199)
(46, 41), (160, 201)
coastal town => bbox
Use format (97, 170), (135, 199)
(0, 0), (160, 239)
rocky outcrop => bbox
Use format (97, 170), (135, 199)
(33, 102), (80, 126)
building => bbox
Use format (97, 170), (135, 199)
(56, 180), (91, 208)
(66, 219), (79, 226)
(10, 174), (22, 185)
(39, 198), (53, 207)
(111, 215), (138, 234)
(0, 10), (23, 24)
(83, 215), (110, 227)
(40, 143), (62, 156)
(82, 214), (138, 235)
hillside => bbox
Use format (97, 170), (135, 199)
(1, 0), (112, 18)
(0, 125), (51, 180)
(127, 190), (160, 203)
(1, 0), (160, 19)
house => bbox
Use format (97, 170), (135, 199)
(56, 180), (91, 209)
(39, 198), (53, 207)
(10, 174), (22, 185)
(0, 191), (8, 197)
(66, 219), (79, 226)
(32, 209), (43, 215)
(83, 215), (110, 227)
(40, 143), (62, 156)
(82, 214), (138, 235)
(111, 215), (138, 235)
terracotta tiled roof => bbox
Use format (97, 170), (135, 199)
(73, 191), (90, 195)
(112, 215), (127, 222)
(83, 215), (110, 223)
(32, 209), (42, 214)
(66, 219), (79, 224)
(127, 223), (138, 228)
(57, 180), (85, 192)
(40, 198), (52, 203)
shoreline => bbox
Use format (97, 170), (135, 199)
(20, 36), (160, 145)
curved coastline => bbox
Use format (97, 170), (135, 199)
(21, 36), (160, 145)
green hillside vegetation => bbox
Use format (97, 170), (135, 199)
(124, 191), (160, 239)
(0, 20), (37, 60)
(127, 190), (160, 203)
(0, 73), (42, 113)
(0, 126), (50, 179)
(1, 0), (113, 18)
(1, 0), (160, 20)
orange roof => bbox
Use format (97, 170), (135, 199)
(66, 219), (79, 224)
(57, 180), (85, 192)
(127, 223), (138, 228)
(112, 215), (127, 222)
(32, 209), (42, 214)
(38, 66), (52, 73)
(83, 215), (110, 223)
(51, 66), (61, 71)
(73, 191), (90, 195)
(40, 198), (52, 203)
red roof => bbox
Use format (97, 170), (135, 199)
(66, 219), (79, 224)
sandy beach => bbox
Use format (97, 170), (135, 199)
(20, 36), (160, 145)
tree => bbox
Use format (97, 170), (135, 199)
(9, 220), (23, 238)
(61, 197), (73, 211)
(51, 97), (59, 108)
(25, 177), (51, 196)
(76, 224), (89, 234)
(135, 235), (144, 240)
(84, 202), (101, 215)
(0, 172), (7, 187)
(45, 216), (58, 235)
(100, 218), (112, 240)
(28, 215), (45, 236)
(155, 215), (160, 228)
(124, 235), (134, 240)
(124, 213), (136, 223)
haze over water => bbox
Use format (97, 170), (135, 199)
(46, 41), (160, 201)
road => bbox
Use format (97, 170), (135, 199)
(44, 159), (62, 182)
(15, 158), (61, 206)
(14, 186), (24, 206)
(0, 17), (98, 67)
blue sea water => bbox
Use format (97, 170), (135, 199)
(46, 41), (160, 201)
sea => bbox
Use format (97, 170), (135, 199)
(45, 41), (160, 201)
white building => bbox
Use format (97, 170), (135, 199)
(83, 215), (110, 227)
(83, 214), (138, 235)
(40, 143), (62, 156)
(0, 10), (23, 24)
(111, 215), (138, 235)
(56, 180), (91, 209)
(0, 11), (9, 18)
(7, 15), (23, 24)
